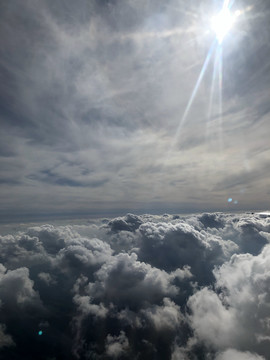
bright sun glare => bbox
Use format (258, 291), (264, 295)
(211, 7), (235, 43)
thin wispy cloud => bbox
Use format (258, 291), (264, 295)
(0, 0), (269, 219)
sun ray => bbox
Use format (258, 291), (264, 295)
(205, 47), (220, 142)
(170, 40), (216, 150)
(163, 0), (240, 168)
(218, 45), (224, 152)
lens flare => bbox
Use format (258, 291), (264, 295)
(211, 8), (235, 43)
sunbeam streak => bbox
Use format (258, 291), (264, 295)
(169, 40), (216, 153)
(218, 45), (224, 151)
(205, 48), (220, 142)
(168, 0), (239, 158)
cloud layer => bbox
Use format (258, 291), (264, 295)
(0, 212), (270, 359)
(1, 0), (270, 218)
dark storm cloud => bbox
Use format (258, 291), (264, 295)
(1, 212), (270, 359)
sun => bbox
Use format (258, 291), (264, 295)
(211, 7), (235, 44)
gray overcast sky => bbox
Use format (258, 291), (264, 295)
(0, 0), (269, 221)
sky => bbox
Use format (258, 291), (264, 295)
(1, 0), (270, 221)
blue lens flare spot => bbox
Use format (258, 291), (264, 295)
(228, 198), (232, 202)
(38, 330), (43, 336)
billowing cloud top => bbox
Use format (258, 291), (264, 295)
(0, 212), (270, 359)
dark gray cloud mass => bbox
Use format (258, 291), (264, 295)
(0, 212), (270, 359)
(0, 0), (270, 218)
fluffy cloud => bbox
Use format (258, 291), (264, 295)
(84, 252), (191, 309)
(138, 218), (238, 285)
(107, 214), (143, 233)
(188, 242), (270, 358)
(0, 212), (270, 359)
(0, 266), (42, 311)
(141, 297), (184, 331)
(38, 272), (57, 286)
(105, 331), (129, 358)
(0, 324), (15, 349)
(215, 349), (265, 360)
